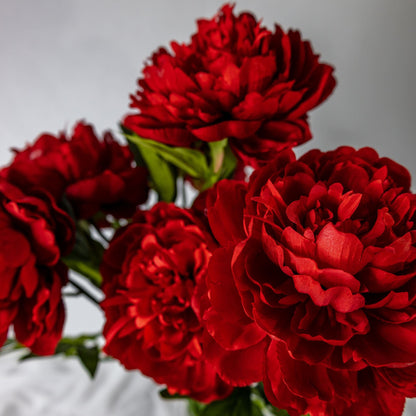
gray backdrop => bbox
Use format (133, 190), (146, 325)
(0, 1), (415, 415)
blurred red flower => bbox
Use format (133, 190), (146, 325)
(0, 180), (74, 355)
(2, 121), (148, 219)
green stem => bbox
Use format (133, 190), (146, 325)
(63, 258), (102, 288)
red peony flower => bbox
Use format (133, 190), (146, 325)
(0, 179), (74, 355)
(123, 4), (336, 169)
(2, 121), (148, 219)
(100, 202), (232, 402)
(201, 147), (416, 415)
(263, 340), (411, 416)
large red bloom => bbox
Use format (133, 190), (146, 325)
(100, 203), (231, 402)
(123, 4), (336, 168)
(2, 121), (148, 219)
(0, 180), (74, 355)
(201, 147), (416, 415)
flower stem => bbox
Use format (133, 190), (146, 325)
(90, 220), (111, 244)
(68, 278), (101, 306)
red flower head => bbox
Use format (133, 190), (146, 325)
(201, 147), (416, 415)
(100, 202), (231, 402)
(0, 180), (74, 355)
(123, 4), (336, 169)
(2, 121), (148, 219)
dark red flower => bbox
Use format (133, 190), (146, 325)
(0, 179), (74, 355)
(123, 4), (336, 169)
(263, 340), (407, 416)
(201, 147), (416, 415)
(100, 202), (231, 402)
(2, 121), (148, 219)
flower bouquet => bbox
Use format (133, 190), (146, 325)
(1, 4), (416, 416)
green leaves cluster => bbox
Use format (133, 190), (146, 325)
(188, 388), (261, 416)
(62, 220), (104, 288)
(161, 385), (295, 416)
(125, 131), (237, 202)
(4, 335), (101, 378)
(53, 335), (101, 377)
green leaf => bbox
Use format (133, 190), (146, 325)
(76, 345), (100, 378)
(3, 339), (17, 348)
(126, 134), (210, 179)
(251, 402), (264, 416)
(0, 339), (27, 357)
(268, 408), (290, 416)
(219, 143), (238, 180)
(201, 388), (252, 416)
(126, 134), (177, 202)
(124, 131), (238, 194)
(201, 400), (234, 416)
(55, 335), (101, 378)
(208, 138), (228, 174)
(188, 399), (206, 416)
(159, 389), (187, 400)
(127, 139), (146, 167)
(62, 220), (104, 287)
(196, 146), (237, 191)
(200, 140), (237, 191)
(11, 334), (101, 378)
(208, 138), (237, 179)
(63, 258), (102, 287)
(251, 384), (292, 416)
(162, 383), (299, 416)
(18, 352), (37, 361)
(59, 195), (77, 222)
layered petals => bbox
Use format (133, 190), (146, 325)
(264, 341), (406, 416)
(201, 247), (267, 385)
(101, 203), (232, 402)
(201, 146), (416, 414)
(2, 121), (148, 220)
(0, 180), (73, 354)
(123, 4), (336, 167)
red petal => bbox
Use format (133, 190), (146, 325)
(202, 331), (267, 386)
(292, 274), (365, 313)
(204, 247), (265, 349)
(354, 319), (416, 367)
(207, 180), (247, 246)
(345, 369), (406, 416)
(191, 120), (262, 141)
(123, 114), (194, 147)
(337, 193), (362, 221)
(240, 56), (277, 93)
(359, 266), (416, 293)
(316, 223), (367, 274)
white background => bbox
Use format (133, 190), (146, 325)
(0, 1), (416, 415)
